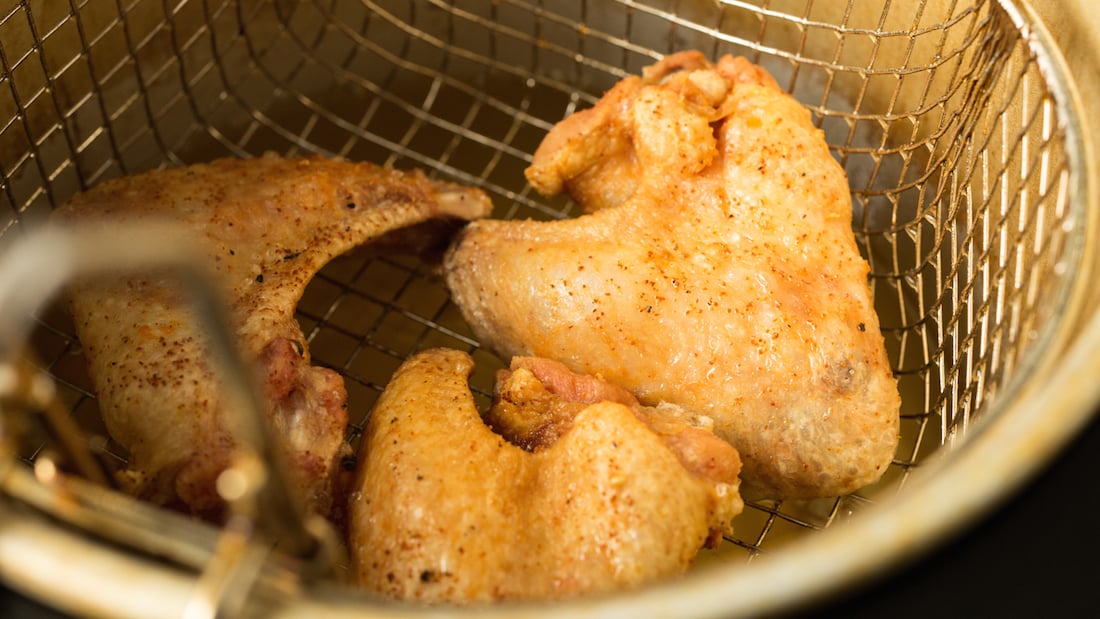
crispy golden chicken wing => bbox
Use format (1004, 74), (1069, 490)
(444, 51), (900, 499)
(348, 348), (742, 603)
(54, 154), (491, 519)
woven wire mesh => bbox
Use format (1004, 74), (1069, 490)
(0, 0), (1079, 564)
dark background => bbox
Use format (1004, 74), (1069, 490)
(798, 409), (1100, 619)
(4, 412), (1100, 618)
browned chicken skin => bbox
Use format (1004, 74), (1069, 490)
(54, 154), (491, 519)
(444, 52), (900, 499)
(348, 348), (743, 603)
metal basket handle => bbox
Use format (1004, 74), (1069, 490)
(0, 222), (340, 590)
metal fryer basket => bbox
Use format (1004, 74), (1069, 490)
(0, 0), (1097, 617)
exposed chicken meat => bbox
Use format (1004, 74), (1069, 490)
(489, 356), (741, 486)
(348, 348), (742, 603)
(444, 51), (900, 499)
(54, 153), (492, 520)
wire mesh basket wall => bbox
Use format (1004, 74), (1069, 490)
(0, 0), (1093, 617)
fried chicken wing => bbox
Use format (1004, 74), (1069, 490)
(444, 51), (900, 499)
(54, 154), (491, 519)
(348, 348), (742, 603)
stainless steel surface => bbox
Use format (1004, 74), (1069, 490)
(0, 1), (1096, 617)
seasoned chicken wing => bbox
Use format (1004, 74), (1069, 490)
(55, 154), (492, 519)
(348, 348), (742, 603)
(444, 52), (900, 499)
